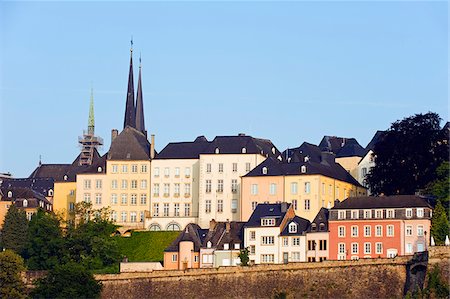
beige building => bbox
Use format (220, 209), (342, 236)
(306, 208), (329, 262)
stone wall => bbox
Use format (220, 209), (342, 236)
(98, 258), (409, 299)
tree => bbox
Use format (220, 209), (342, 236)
(30, 262), (102, 299)
(366, 112), (449, 196)
(23, 209), (66, 270)
(0, 204), (28, 254)
(0, 249), (26, 299)
(430, 201), (449, 245)
(238, 247), (250, 266)
(427, 161), (450, 207)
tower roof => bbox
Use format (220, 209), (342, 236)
(135, 55), (146, 135)
(123, 44), (136, 129)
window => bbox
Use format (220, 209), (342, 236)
(112, 164), (118, 173)
(352, 243), (358, 254)
(308, 240), (316, 251)
(261, 236), (275, 245)
(218, 163), (223, 173)
(140, 211), (145, 222)
(84, 179), (91, 189)
(291, 182), (298, 194)
(417, 225), (424, 236)
(417, 208), (424, 218)
(95, 180), (102, 189)
(417, 243), (424, 252)
(172, 254), (177, 262)
(406, 243), (413, 254)
(289, 223), (297, 233)
(164, 184), (170, 197)
(130, 212), (137, 223)
(376, 243), (383, 254)
(261, 254), (274, 263)
(121, 194), (127, 205)
(153, 184), (160, 196)
(206, 163), (211, 173)
(338, 243), (345, 254)
(283, 237), (288, 247)
(95, 194), (102, 205)
(217, 180), (224, 193)
(154, 167), (160, 177)
(70, 190), (75, 196)
(111, 211), (117, 221)
(205, 200), (211, 213)
(22, 199), (28, 207)
(304, 182), (311, 194)
(163, 203), (169, 217)
(121, 180), (128, 189)
(185, 167), (191, 177)
(131, 164), (138, 173)
(184, 203), (190, 216)
(406, 225), (413, 236)
(140, 194), (147, 205)
(304, 199), (310, 211)
(364, 243), (371, 254)
(364, 225), (371, 237)
(184, 184), (191, 196)
(338, 226), (345, 237)
(375, 210), (383, 219)
(174, 203), (180, 216)
(217, 199), (223, 213)
(232, 163), (237, 172)
(262, 167), (268, 175)
(153, 203), (159, 217)
(387, 225), (394, 236)
(205, 180), (212, 193)
(140, 180), (147, 189)
(231, 199), (238, 213)
(351, 226), (358, 237)
(320, 240), (327, 251)
(110, 194), (117, 205)
(174, 183), (180, 196)
(386, 209), (395, 218)
(164, 167), (170, 177)
(269, 183), (276, 195)
(131, 180), (138, 189)
(301, 165), (307, 173)
(246, 163), (251, 172)
(175, 167), (180, 177)
(223, 243), (229, 250)
(252, 201), (258, 210)
(122, 164), (128, 173)
(121, 211), (127, 222)
(338, 210), (346, 219)
(111, 180), (118, 189)
(292, 237), (300, 246)
(351, 210), (359, 219)
(364, 210), (371, 219)
(129, 194), (136, 205)
(292, 252), (301, 261)
(251, 184), (258, 195)
(84, 193), (91, 203)
(250, 231), (256, 241)
(262, 218), (275, 226)
(141, 164), (147, 173)
(292, 199), (298, 210)
(406, 208), (412, 218)
(375, 225), (382, 237)
(231, 179), (238, 193)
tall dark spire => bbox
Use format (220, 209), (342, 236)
(135, 53), (146, 135)
(123, 38), (136, 129)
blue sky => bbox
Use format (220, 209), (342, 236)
(0, 1), (448, 177)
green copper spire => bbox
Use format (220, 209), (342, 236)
(88, 87), (95, 135)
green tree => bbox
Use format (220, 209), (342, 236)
(430, 201), (450, 245)
(30, 262), (102, 299)
(366, 112), (448, 195)
(424, 265), (449, 299)
(0, 249), (26, 299)
(427, 161), (450, 206)
(0, 204), (28, 254)
(238, 247), (250, 266)
(23, 209), (66, 270)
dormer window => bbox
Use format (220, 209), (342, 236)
(338, 210), (346, 220)
(405, 208), (412, 218)
(311, 223), (317, 231)
(23, 199), (28, 207)
(261, 218), (275, 226)
(48, 189), (53, 196)
(207, 241), (212, 248)
(63, 175), (68, 181)
(242, 147), (246, 153)
(215, 148), (220, 154)
(224, 243), (229, 250)
(272, 147), (276, 154)
(301, 165), (307, 173)
(304, 156), (309, 162)
(417, 208), (424, 218)
(7, 191), (12, 197)
(277, 155), (282, 161)
(262, 167), (268, 175)
(97, 167), (102, 173)
(234, 243), (240, 250)
(289, 222), (297, 233)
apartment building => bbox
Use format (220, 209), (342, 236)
(306, 207), (329, 262)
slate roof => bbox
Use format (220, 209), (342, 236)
(244, 203), (291, 228)
(365, 131), (386, 153)
(203, 135), (282, 158)
(331, 195), (432, 210)
(308, 208), (329, 233)
(156, 136), (210, 159)
(244, 156), (363, 187)
(335, 140), (366, 158)
(164, 223), (209, 252)
(280, 216), (310, 236)
(282, 142), (322, 163)
(319, 136), (365, 158)
(108, 126), (152, 161)
(79, 154), (108, 174)
(1, 186), (52, 209)
(202, 221), (245, 250)
(0, 177), (54, 196)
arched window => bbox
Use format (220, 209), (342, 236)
(166, 222), (181, 231)
(7, 191), (12, 197)
(215, 148), (220, 154)
(23, 199), (28, 208)
(301, 165), (307, 173)
(272, 147), (276, 154)
(319, 223), (325, 231)
(262, 167), (268, 175)
(311, 223), (317, 231)
(97, 167), (103, 173)
(149, 223), (161, 231)
(207, 241), (212, 248)
(241, 147), (246, 154)
(48, 189), (53, 196)
(289, 222), (297, 233)
(63, 175), (68, 181)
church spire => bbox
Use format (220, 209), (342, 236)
(135, 53), (146, 135)
(123, 38), (136, 129)
(88, 87), (95, 135)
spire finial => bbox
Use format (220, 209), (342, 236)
(130, 36), (133, 52)
(139, 52), (142, 68)
(39, 155), (42, 166)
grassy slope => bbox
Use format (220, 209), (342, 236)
(115, 231), (179, 262)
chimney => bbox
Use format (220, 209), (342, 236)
(238, 133), (245, 136)
(111, 129), (118, 142)
(226, 219), (231, 233)
(209, 219), (216, 232)
(150, 134), (155, 159)
(281, 202), (288, 213)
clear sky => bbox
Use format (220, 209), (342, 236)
(0, 1), (448, 177)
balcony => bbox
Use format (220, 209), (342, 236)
(174, 193), (180, 198)
(184, 193), (191, 198)
(163, 193), (170, 198)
